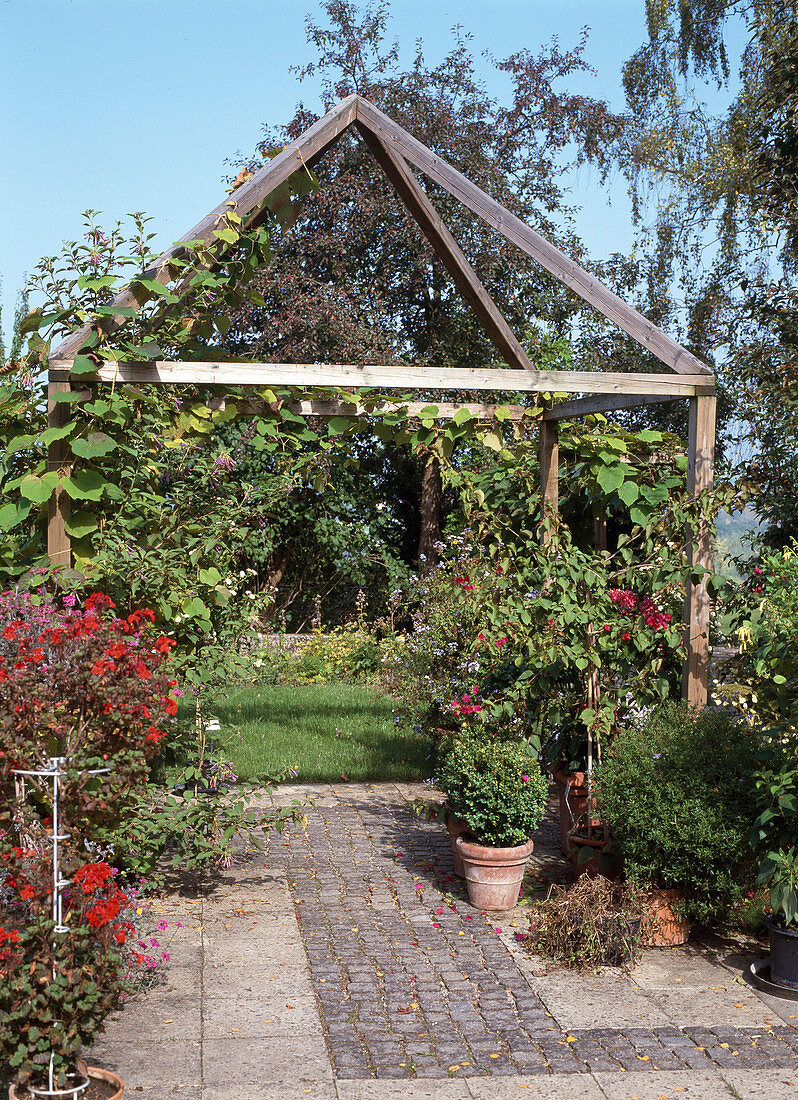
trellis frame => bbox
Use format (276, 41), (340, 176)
(47, 93), (716, 706)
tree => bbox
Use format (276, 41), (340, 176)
(224, 0), (624, 569)
(611, 1), (798, 532)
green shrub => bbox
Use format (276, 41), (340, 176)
(593, 703), (759, 924)
(436, 735), (548, 847)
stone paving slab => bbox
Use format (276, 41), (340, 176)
(87, 780), (798, 1098)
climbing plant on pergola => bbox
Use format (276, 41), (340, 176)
(46, 94), (717, 706)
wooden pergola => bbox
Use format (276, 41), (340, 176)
(47, 94), (716, 705)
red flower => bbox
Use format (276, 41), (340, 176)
(164, 698), (178, 716)
(146, 726), (165, 743)
(622, 632), (631, 641)
(105, 642), (127, 660)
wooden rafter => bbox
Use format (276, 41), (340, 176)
(48, 359), (712, 396)
(354, 122), (533, 372)
(354, 97), (711, 377)
(543, 393), (681, 421)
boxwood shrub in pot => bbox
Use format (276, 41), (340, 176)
(593, 703), (759, 925)
(436, 735), (548, 909)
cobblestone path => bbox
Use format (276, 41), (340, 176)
(272, 794), (798, 1081)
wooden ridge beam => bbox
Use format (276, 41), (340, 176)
(48, 359), (714, 396)
(51, 96), (360, 361)
(354, 122), (533, 373)
(354, 97), (712, 378)
(543, 392), (681, 421)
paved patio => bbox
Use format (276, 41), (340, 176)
(89, 783), (798, 1098)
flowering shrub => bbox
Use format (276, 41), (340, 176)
(714, 539), (798, 734)
(0, 848), (152, 1090)
(0, 588), (177, 1092)
(0, 589), (176, 847)
(379, 536), (492, 735)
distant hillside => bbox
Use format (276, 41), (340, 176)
(714, 507), (762, 577)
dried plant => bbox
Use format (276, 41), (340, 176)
(524, 875), (644, 970)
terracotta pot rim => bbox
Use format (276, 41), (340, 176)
(455, 835), (535, 860)
(553, 768), (588, 788)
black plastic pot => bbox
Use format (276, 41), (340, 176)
(766, 917), (798, 990)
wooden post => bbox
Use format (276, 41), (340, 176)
(540, 419), (559, 541)
(47, 379), (72, 568)
(682, 394), (716, 706)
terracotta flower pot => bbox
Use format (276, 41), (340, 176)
(445, 812), (469, 878)
(9, 1066), (124, 1099)
(455, 834), (535, 911)
(765, 917), (798, 990)
(641, 888), (690, 947)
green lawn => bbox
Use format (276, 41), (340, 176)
(201, 682), (431, 783)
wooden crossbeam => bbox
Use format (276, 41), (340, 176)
(543, 393), (681, 421)
(50, 96), (359, 361)
(354, 97), (712, 378)
(354, 122), (533, 373)
(48, 360), (714, 397)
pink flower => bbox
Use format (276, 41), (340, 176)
(435, 907), (444, 915)
(521, 774), (529, 783)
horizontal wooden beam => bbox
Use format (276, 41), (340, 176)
(543, 392), (681, 421)
(354, 97), (712, 378)
(50, 96), (359, 361)
(49, 360), (714, 397)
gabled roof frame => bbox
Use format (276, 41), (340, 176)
(47, 94), (716, 706)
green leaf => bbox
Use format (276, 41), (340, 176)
(617, 480), (639, 506)
(69, 354), (99, 376)
(452, 407), (473, 426)
(61, 468), (108, 501)
(93, 305), (138, 317)
(70, 432), (117, 459)
(135, 277), (178, 302)
(5, 433), (36, 455)
(198, 567), (222, 586)
(52, 389), (86, 404)
(65, 511), (98, 538)
(637, 429), (663, 443)
(327, 416), (357, 436)
(213, 225), (240, 245)
(19, 471), (59, 503)
(482, 431), (502, 452)
(0, 501), (32, 531)
(39, 424), (75, 446)
(596, 463), (626, 494)
(77, 275), (117, 290)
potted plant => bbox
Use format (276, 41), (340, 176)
(593, 703), (759, 945)
(0, 589), (176, 1098)
(436, 735), (548, 910)
(751, 737), (798, 989)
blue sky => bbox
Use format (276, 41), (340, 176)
(0, 0), (733, 331)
